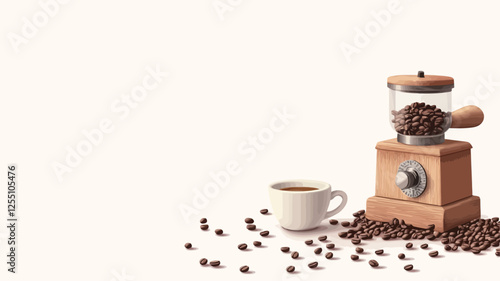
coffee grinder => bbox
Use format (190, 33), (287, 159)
(366, 71), (484, 232)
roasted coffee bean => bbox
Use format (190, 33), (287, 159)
(325, 252), (333, 259)
(402, 234), (411, 240)
(305, 240), (313, 245)
(420, 243), (428, 249)
(200, 224), (209, 230)
(472, 248), (481, 254)
(461, 244), (471, 251)
(246, 224), (256, 230)
(253, 241), (262, 247)
(200, 218), (207, 224)
(404, 264), (413, 271)
(286, 266), (295, 273)
(318, 235), (327, 241)
(452, 245), (458, 251)
(356, 247), (364, 253)
(308, 262), (318, 268)
(444, 245), (452, 251)
(240, 265), (249, 273)
(406, 243), (413, 249)
(429, 251), (439, 257)
(210, 260), (220, 267)
(369, 260), (379, 267)
(185, 243), (192, 249)
(215, 229), (223, 235)
(338, 232), (348, 238)
(350, 254), (359, 261)
(260, 209), (268, 214)
(341, 221), (350, 227)
(351, 238), (361, 245)
(281, 247), (290, 253)
(326, 243), (335, 249)
(238, 243), (248, 250)
(398, 253), (405, 259)
(314, 247), (322, 254)
(200, 258), (208, 265)
(329, 219), (339, 225)
(291, 251), (299, 259)
(245, 218), (254, 224)
(375, 249), (384, 255)
(260, 230), (269, 237)
(441, 237), (449, 244)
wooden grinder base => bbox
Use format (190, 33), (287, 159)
(366, 195), (480, 232)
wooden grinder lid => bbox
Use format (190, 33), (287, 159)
(387, 71), (454, 93)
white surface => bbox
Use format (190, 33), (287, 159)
(1, 0), (500, 280)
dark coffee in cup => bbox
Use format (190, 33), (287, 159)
(280, 187), (318, 192)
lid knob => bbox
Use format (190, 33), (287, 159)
(417, 71), (425, 78)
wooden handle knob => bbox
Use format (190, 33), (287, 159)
(451, 105), (484, 128)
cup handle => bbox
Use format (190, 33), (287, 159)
(324, 190), (348, 219)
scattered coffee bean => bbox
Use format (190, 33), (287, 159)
(291, 251), (299, 259)
(314, 247), (322, 254)
(253, 241), (261, 247)
(406, 243), (413, 249)
(452, 245), (458, 251)
(185, 243), (192, 249)
(398, 253), (405, 259)
(351, 254), (359, 261)
(305, 240), (313, 245)
(210, 260), (220, 267)
(404, 264), (413, 271)
(200, 218), (207, 224)
(472, 248), (481, 254)
(286, 266), (295, 273)
(245, 218), (254, 224)
(238, 243), (248, 250)
(325, 252), (333, 259)
(444, 245), (452, 251)
(341, 221), (350, 227)
(429, 251), (439, 257)
(318, 235), (327, 241)
(281, 247), (290, 253)
(441, 237), (449, 244)
(246, 224), (256, 230)
(260, 209), (268, 214)
(356, 247), (364, 253)
(375, 249), (384, 255)
(420, 243), (428, 249)
(369, 260), (379, 268)
(329, 219), (338, 225)
(351, 238), (361, 245)
(496, 252), (500, 257)
(260, 230), (269, 237)
(200, 224), (209, 230)
(338, 232), (348, 238)
(326, 243), (335, 249)
(308, 262), (318, 268)
(200, 258), (208, 265)
(240, 265), (249, 273)
(215, 229), (223, 235)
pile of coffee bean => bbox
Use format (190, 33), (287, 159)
(338, 209), (500, 255)
(391, 102), (450, 136)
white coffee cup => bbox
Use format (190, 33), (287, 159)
(269, 179), (348, 231)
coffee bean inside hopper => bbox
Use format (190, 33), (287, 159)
(391, 102), (449, 136)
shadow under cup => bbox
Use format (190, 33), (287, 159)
(269, 180), (337, 231)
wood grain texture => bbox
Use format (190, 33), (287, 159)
(375, 139), (473, 205)
(451, 105), (484, 128)
(366, 196), (480, 232)
(387, 74), (454, 86)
